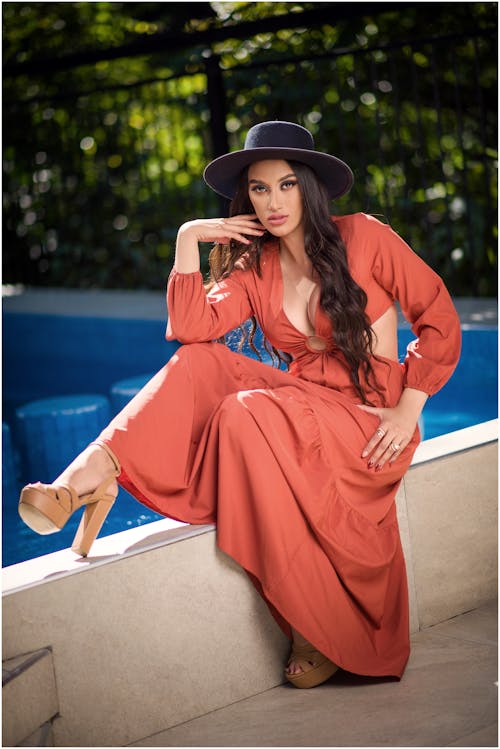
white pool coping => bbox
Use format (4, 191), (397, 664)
(2, 419), (497, 597)
(2, 286), (168, 320)
(3, 287), (497, 326)
(2, 518), (215, 595)
(411, 418), (498, 464)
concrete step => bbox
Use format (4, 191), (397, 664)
(17, 721), (54, 747)
(2, 648), (58, 747)
(3, 526), (289, 747)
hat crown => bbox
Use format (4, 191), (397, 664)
(203, 120), (353, 200)
(244, 121), (315, 151)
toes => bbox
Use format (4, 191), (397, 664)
(286, 659), (318, 676)
(286, 661), (304, 676)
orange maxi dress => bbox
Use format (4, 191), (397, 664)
(99, 213), (461, 679)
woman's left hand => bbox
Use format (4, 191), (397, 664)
(357, 404), (418, 470)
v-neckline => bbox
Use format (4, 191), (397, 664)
(273, 245), (320, 339)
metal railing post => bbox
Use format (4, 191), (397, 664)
(205, 52), (230, 214)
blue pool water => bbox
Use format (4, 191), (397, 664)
(3, 323), (497, 567)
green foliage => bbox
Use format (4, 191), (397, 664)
(2, 2), (497, 294)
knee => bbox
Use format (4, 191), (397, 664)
(168, 342), (219, 371)
(218, 391), (256, 429)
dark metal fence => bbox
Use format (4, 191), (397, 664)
(3, 27), (497, 294)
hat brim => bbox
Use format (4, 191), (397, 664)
(203, 147), (354, 200)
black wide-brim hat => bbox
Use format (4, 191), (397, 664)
(203, 120), (354, 200)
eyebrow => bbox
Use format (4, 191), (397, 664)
(248, 172), (296, 185)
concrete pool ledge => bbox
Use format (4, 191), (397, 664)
(3, 287), (497, 326)
(2, 419), (498, 746)
(3, 418), (497, 597)
(398, 418), (497, 631)
(1, 517), (212, 595)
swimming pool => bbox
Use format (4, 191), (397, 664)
(2, 326), (497, 567)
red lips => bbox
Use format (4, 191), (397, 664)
(267, 214), (288, 225)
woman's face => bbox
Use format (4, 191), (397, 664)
(247, 159), (304, 239)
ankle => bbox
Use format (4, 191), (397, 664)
(91, 441), (120, 472)
(291, 627), (310, 648)
(54, 444), (118, 497)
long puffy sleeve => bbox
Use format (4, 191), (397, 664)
(166, 268), (253, 343)
(354, 214), (462, 396)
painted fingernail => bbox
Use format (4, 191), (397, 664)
(368, 460), (374, 468)
(375, 464), (383, 472)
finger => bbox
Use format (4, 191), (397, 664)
(227, 229), (266, 244)
(226, 221), (266, 233)
(361, 425), (387, 458)
(374, 439), (407, 470)
(220, 222), (266, 237)
(215, 232), (255, 245)
(225, 215), (264, 225)
(367, 431), (398, 466)
(388, 439), (407, 464)
(230, 214), (268, 229)
(357, 404), (380, 415)
(243, 226), (267, 235)
(211, 225), (263, 244)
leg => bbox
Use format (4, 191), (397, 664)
(19, 342), (289, 550)
(208, 389), (339, 687)
(205, 385), (409, 683)
(98, 342), (292, 521)
(53, 441), (118, 498)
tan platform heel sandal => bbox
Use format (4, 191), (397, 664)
(18, 441), (120, 557)
(285, 641), (339, 689)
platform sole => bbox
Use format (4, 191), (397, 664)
(18, 498), (61, 535)
(285, 658), (339, 689)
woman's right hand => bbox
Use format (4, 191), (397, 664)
(178, 215), (265, 246)
(174, 215), (265, 273)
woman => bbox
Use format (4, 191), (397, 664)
(18, 121), (461, 688)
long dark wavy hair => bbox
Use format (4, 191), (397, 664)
(207, 160), (383, 404)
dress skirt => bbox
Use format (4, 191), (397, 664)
(98, 341), (419, 679)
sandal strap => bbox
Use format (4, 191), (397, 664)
(290, 642), (320, 658)
(90, 440), (121, 472)
(70, 473), (118, 511)
(29, 474), (118, 515)
(288, 642), (323, 668)
(28, 483), (77, 515)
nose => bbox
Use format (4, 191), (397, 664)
(267, 188), (282, 211)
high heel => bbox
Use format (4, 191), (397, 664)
(18, 441), (120, 557)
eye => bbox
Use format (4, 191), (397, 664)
(281, 180), (297, 190)
(249, 184), (267, 193)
